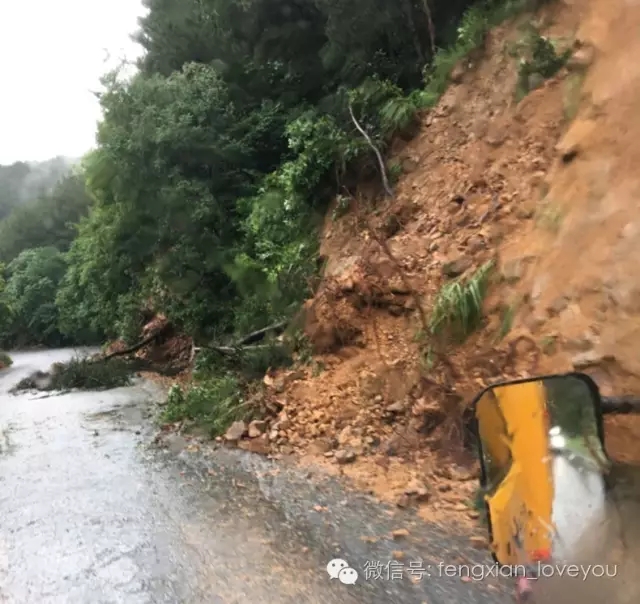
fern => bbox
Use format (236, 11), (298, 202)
(429, 260), (495, 342)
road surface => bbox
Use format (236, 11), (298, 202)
(0, 349), (512, 604)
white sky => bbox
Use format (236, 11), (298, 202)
(0, 0), (147, 164)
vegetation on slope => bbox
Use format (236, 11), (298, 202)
(0, 0), (553, 414)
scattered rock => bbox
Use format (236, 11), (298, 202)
(572, 350), (611, 369)
(502, 259), (524, 283)
(563, 334), (596, 352)
(386, 401), (406, 414)
(268, 429), (279, 442)
(391, 528), (410, 540)
(442, 256), (472, 278)
(224, 421), (247, 442)
(466, 236), (485, 254)
(248, 420), (267, 438)
(404, 479), (430, 502)
(450, 62), (466, 84)
(396, 494), (411, 508)
(567, 46), (595, 70)
(392, 550), (406, 560)
(547, 296), (569, 316)
(334, 448), (357, 464)
(238, 435), (270, 455)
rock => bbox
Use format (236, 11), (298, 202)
(386, 401), (406, 413)
(524, 314), (546, 333)
(275, 413), (291, 431)
(338, 426), (353, 446)
(238, 435), (270, 455)
(391, 528), (410, 539)
(442, 256), (472, 278)
(527, 72), (545, 91)
(404, 479), (430, 502)
(268, 429), (279, 441)
(555, 119), (596, 163)
(515, 204), (535, 219)
(470, 536), (488, 549)
(502, 259), (524, 283)
(450, 62), (466, 83)
(567, 46), (594, 70)
(224, 421), (247, 442)
(563, 335), (595, 352)
(466, 236), (484, 254)
(547, 296), (569, 316)
(402, 158), (419, 173)
(572, 350), (610, 369)
(334, 449), (357, 464)
(392, 550), (406, 560)
(396, 494), (411, 508)
(248, 420), (267, 438)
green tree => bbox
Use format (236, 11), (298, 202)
(2, 248), (68, 347)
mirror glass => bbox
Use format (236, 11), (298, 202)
(474, 374), (607, 566)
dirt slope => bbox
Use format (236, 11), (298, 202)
(240, 0), (640, 521)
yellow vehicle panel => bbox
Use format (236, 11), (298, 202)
(477, 381), (553, 565)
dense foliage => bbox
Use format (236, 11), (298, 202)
(56, 0), (522, 346)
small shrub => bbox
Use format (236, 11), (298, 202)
(48, 357), (133, 391)
(0, 351), (12, 369)
(514, 27), (571, 100)
(161, 373), (244, 437)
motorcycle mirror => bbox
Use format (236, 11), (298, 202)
(471, 372), (609, 567)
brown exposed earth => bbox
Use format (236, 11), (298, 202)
(144, 0), (640, 521)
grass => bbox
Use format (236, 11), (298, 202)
(429, 260), (495, 341)
(416, 0), (547, 109)
(536, 201), (564, 232)
(563, 71), (586, 121)
(160, 374), (246, 437)
(421, 261), (495, 369)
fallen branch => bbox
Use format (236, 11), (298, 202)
(103, 330), (165, 360)
(347, 107), (428, 332)
(236, 320), (288, 346)
(348, 102), (394, 198)
(196, 343), (283, 356)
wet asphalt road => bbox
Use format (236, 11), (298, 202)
(0, 349), (513, 604)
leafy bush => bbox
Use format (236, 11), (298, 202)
(161, 374), (243, 437)
(0, 351), (12, 369)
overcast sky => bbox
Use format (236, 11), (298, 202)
(0, 0), (147, 165)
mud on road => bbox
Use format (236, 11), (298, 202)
(0, 349), (511, 604)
